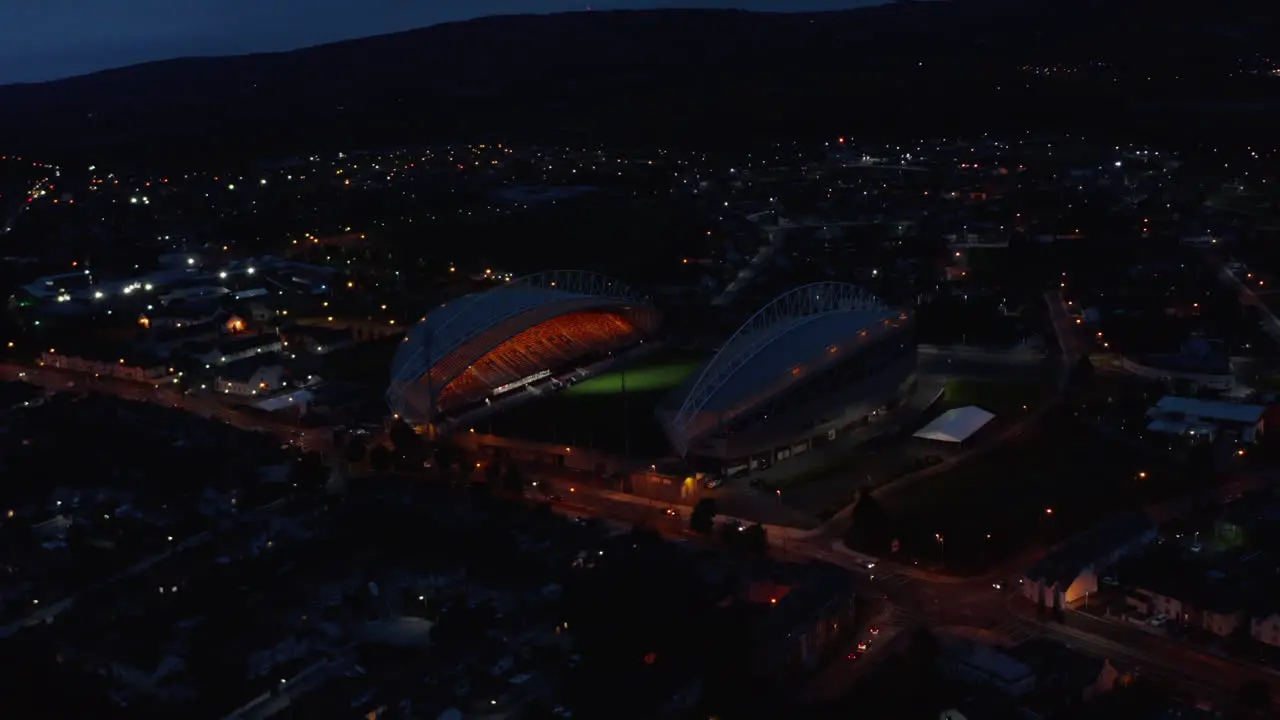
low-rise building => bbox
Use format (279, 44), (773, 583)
(215, 355), (286, 396)
(939, 637), (1036, 697)
(1145, 396), (1266, 444)
(1022, 513), (1156, 610)
(1249, 609), (1280, 647)
(749, 562), (856, 677)
(290, 325), (357, 355)
(40, 349), (171, 383)
(196, 333), (284, 365)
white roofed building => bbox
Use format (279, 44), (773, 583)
(913, 406), (996, 445)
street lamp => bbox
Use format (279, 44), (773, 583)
(935, 533), (945, 567)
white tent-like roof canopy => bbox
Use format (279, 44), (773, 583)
(913, 406), (996, 444)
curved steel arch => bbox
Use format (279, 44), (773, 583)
(387, 270), (649, 418)
(667, 282), (884, 457)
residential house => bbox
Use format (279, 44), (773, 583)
(40, 349), (171, 383)
(197, 333), (284, 366)
(1249, 609), (1280, 648)
(1023, 513), (1156, 610)
(751, 562), (856, 676)
(1201, 596), (1245, 638)
(1129, 585), (1185, 620)
(138, 320), (223, 358)
(938, 637), (1036, 697)
(136, 301), (231, 331)
(1251, 614), (1280, 647)
(291, 325), (357, 355)
(1009, 638), (1117, 702)
(215, 355), (286, 397)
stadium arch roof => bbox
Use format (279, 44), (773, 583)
(665, 282), (897, 457)
(388, 270), (656, 420)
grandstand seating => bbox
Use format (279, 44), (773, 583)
(434, 311), (642, 411)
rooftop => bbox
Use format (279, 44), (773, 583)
(1025, 512), (1156, 587)
(1149, 396), (1266, 425)
(913, 405), (996, 444)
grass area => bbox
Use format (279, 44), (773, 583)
(317, 335), (402, 385)
(485, 389), (671, 458)
(485, 349), (705, 457)
(565, 361), (700, 396)
(941, 378), (1055, 416)
(875, 407), (1198, 575)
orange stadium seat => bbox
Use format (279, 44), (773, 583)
(435, 311), (642, 411)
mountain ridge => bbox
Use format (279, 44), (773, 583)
(1, 3), (1275, 162)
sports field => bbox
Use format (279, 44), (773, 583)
(485, 348), (706, 458)
(564, 360), (701, 396)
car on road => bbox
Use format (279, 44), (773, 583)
(845, 651), (860, 661)
(856, 640), (869, 652)
(663, 508), (678, 517)
(547, 494), (564, 502)
(869, 626), (880, 636)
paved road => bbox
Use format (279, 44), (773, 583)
(917, 351), (1052, 382)
(551, 480), (1280, 710)
(0, 363), (329, 452)
(1211, 259), (1280, 346)
(1045, 288), (1087, 363)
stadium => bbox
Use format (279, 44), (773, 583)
(660, 282), (917, 471)
(387, 270), (661, 428)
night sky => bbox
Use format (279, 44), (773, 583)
(0, 1), (886, 85)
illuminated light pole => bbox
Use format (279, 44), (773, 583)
(935, 533), (945, 567)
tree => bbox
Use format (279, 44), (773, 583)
(1184, 441), (1215, 483)
(369, 445), (392, 473)
(843, 488), (893, 554)
(291, 452), (327, 491)
(740, 524), (769, 555)
(344, 435), (367, 464)
(690, 498), (717, 535)
(1238, 679), (1270, 710)
(1071, 354), (1094, 385)
(388, 417), (418, 455)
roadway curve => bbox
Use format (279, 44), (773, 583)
(0, 363), (330, 452)
(547, 479), (1280, 710)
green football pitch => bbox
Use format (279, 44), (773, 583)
(563, 361), (701, 396)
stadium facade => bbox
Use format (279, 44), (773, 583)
(388, 270), (660, 427)
(660, 282), (916, 469)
